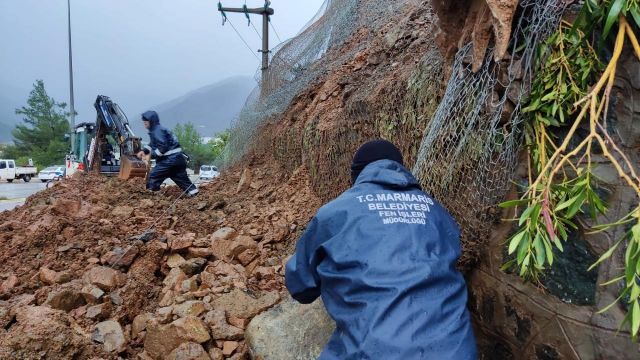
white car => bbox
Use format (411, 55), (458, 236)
(199, 165), (219, 180)
(38, 166), (65, 182)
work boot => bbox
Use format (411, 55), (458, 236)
(186, 187), (199, 198)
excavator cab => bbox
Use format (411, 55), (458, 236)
(85, 96), (148, 179)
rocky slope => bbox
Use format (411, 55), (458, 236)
(0, 158), (320, 359)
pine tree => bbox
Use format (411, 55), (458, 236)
(13, 80), (71, 167)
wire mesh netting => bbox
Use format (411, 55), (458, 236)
(220, 0), (565, 270)
(218, 0), (358, 165)
(413, 0), (566, 269)
(218, 0), (414, 166)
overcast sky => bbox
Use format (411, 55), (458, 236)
(0, 0), (324, 122)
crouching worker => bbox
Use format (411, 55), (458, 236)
(136, 110), (198, 197)
(285, 139), (477, 359)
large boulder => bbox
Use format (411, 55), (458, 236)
(245, 296), (335, 360)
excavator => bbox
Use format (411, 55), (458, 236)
(65, 95), (148, 179)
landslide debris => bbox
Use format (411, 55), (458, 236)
(0, 157), (320, 358)
(0, 1), (478, 358)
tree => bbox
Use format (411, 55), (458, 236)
(174, 122), (210, 171)
(174, 123), (229, 171)
(208, 130), (229, 160)
(12, 80), (71, 167)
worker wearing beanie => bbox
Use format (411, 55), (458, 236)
(286, 139), (477, 359)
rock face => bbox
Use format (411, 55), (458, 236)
(246, 296), (335, 360)
(432, 0), (519, 71)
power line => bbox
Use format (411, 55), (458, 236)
(225, 17), (260, 61)
(269, 20), (282, 43)
(250, 20), (262, 40)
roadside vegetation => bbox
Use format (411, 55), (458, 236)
(173, 122), (229, 172)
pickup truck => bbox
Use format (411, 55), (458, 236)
(0, 159), (38, 183)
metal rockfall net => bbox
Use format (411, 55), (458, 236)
(218, 0), (414, 166)
(220, 0), (566, 270)
(218, 0), (358, 166)
(412, 0), (566, 269)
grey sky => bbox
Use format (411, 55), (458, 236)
(0, 0), (324, 123)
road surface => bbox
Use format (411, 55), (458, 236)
(0, 181), (48, 212)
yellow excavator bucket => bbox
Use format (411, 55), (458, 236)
(118, 155), (148, 180)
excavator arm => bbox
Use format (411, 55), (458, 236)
(89, 95), (148, 179)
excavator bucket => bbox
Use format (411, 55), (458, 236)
(118, 155), (148, 180)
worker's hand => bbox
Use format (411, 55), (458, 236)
(136, 151), (145, 159)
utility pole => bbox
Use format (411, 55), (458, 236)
(218, 1), (274, 72)
(67, 0), (76, 150)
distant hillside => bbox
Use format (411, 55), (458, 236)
(137, 76), (255, 136)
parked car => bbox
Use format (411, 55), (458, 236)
(0, 159), (38, 183)
(199, 165), (219, 180)
(38, 165), (65, 182)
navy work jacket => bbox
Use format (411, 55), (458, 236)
(141, 111), (181, 161)
(285, 159), (477, 360)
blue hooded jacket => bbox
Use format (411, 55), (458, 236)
(285, 159), (477, 360)
(141, 110), (181, 161)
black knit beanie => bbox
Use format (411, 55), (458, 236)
(350, 139), (403, 184)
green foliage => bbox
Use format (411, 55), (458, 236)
(174, 122), (229, 171)
(501, 0), (640, 340)
(208, 130), (229, 161)
(503, 21), (604, 280)
(523, 23), (601, 129)
(577, 0), (640, 39)
(10, 80), (71, 168)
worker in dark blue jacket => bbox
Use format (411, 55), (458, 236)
(136, 110), (198, 197)
(285, 140), (477, 359)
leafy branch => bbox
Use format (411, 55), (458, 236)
(501, 1), (640, 339)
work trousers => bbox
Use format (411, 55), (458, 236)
(146, 153), (197, 195)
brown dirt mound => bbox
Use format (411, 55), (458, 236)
(0, 156), (321, 358)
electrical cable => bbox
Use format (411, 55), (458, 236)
(225, 17), (260, 61)
(251, 20), (262, 40)
(269, 20), (283, 43)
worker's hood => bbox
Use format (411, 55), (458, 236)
(141, 111), (160, 128)
(353, 159), (421, 189)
